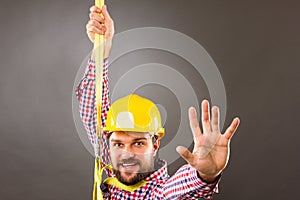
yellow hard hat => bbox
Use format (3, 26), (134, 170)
(104, 94), (165, 138)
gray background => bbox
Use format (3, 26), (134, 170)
(1, 0), (299, 199)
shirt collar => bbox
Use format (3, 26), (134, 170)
(145, 159), (169, 181)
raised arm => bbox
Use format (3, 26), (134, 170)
(75, 58), (110, 144)
(75, 5), (114, 164)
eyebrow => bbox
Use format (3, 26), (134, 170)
(110, 137), (149, 143)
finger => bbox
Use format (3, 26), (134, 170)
(224, 117), (240, 140)
(89, 13), (105, 24)
(201, 99), (211, 133)
(176, 146), (195, 165)
(189, 107), (203, 139)
(86, 25), (103, 35)
(87, 29), (105, 37)
(90, 5), (101, 13)
(87, 19), (102, 30)
(211, 106), (220, 133)
(101, 26), (107, 32)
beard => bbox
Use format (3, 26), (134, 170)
(112, 157), (155, 185)
(113, 169), (153, 185)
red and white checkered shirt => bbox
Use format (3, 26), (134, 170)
(75, 59), (220, 199)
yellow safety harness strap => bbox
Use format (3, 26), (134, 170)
(93, 159), (112, 200)
(93, 160), (148, 199)
(103, 177), (148, 192)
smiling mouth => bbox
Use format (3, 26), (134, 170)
(122, 163), (137, 167)
(119, 162), (140, 172)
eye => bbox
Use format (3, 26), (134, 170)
(113, 143), (123, 147)
(134, 141), (144, 147)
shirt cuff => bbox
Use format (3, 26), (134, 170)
(88, 58), (109, 79)
(191, 167), (220, 194)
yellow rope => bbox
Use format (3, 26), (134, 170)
(93, 0), (105, 199)
(95, 0), (105, 138)
(92, 2), (147, 198)
(93, 158), (103, 200)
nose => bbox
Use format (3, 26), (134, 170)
(120, 145), (135, 159)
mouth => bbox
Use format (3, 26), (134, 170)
(118, 162), (140, 172)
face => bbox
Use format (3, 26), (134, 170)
(108, 131), (160, 185)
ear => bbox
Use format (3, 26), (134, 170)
(153, 139), (160, 156)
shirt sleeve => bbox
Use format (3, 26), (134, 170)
(163, 164), (220, 200)
(75, 58), (110, 155)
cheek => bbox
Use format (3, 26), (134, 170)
(143, 144), (156, 154)
(142, 145), (156, 158)
(109, 149), (120, 165)
(138, 152), (154, 164)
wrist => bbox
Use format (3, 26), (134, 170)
(91, 38), (112, 60)
(197, 171), (221, 183)
(104, 38), (112, 59)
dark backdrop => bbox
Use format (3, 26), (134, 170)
(0, 0), (299, 199)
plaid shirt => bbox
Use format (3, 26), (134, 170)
(75, 59), (220, 199)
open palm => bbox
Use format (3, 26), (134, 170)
(176, 100), (240, 182)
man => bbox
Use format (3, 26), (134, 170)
(76, 5), (240, 199)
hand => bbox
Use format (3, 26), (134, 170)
(86, 5), (115, 58)
(176, 100), (240, 182)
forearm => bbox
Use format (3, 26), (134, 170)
(164, 164), (220, 199)
(75, 58), (110, 145)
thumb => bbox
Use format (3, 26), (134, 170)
(102, 5), (112, 21)
(176, 146), (194, 164)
